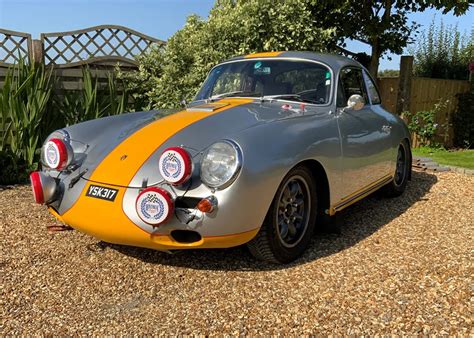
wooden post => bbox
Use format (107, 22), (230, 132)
(396, 55), (413, 115)
(31, 39), (44, 65)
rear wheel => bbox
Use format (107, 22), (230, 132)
(382, 140), (411, 197)
(247, 166), (317, 263)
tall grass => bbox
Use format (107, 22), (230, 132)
(0, 60), (131, 184)
(0, 59), (53, 168)
(55, 68), (129, 126)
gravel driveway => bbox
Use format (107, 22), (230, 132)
(1, 171), (472, 335)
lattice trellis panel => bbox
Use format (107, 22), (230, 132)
(0, 29), (32, 66)
(41, 25), (165, 67)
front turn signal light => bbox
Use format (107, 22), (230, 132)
(197, 196), (218, 213)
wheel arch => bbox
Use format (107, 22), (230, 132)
(294, 159), (331, 215)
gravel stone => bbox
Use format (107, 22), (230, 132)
(1, 171), (473, 335)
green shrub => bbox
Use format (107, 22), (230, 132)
(404, 100), (449, 147)
(0, 149), (33, 185)
(453, 90), (474, 149)
(378, 69), (399, 78)
(118, 0), (335, 109)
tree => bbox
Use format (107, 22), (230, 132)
(410, 19), (473, 80)
(309, 0), (472, 77)
(119, 0), (334, 109)
(378, 69), (400, 77)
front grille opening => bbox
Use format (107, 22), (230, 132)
(170, 230), (202, 244)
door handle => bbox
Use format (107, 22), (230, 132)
(382, 125), (392, 133)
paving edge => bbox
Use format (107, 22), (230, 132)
(444, 165), (474, 176)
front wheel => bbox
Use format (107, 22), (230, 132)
(382, 140), (411, 197)
(247, 166), (317, 263)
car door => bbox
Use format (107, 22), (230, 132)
(336, 67), (393, 200)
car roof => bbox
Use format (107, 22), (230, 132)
(227, 51), (362, 70)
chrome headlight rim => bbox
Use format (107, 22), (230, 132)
(200, 139), (243, 190)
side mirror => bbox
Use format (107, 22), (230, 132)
(344, 94), (365, 111)
(180, 99), (188, 108)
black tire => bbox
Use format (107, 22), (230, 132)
(382, 140), (411, 197)
(247, 166), (317, 263)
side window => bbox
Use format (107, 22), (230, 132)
(363, 70), (381, 104)
(338, 68), (369, 107)
(271, 65), (331, 104)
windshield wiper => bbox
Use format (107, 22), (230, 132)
(208, 91), (262, 101)
(262, 94), (319, 104)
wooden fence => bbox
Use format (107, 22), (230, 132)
(0, 29), (32, 67)
(40, 25), (164, 68)
(378, 76), (471, 147)
(0, 25), (165, 90)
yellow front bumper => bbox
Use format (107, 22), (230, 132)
(48, 183), (258, 251)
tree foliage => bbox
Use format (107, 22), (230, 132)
(378, 69), (400, 77)
(410, 19), (473, 80)
(118, 0), (335, 109)
(121, 0), (472, 108)
(308, 0), (472, 76)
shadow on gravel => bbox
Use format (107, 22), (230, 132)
(106, 171), (437, 271)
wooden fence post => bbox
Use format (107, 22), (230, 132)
(31, 39), (44, 65)
(396, 55), (413, 115)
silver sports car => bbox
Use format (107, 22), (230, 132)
(30, 51), (411, 263)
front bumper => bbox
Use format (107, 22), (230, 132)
(47, 180), (259, 251)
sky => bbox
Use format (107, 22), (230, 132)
(0, 0), (472, 70)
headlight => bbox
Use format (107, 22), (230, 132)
(200, 140), (242, 189)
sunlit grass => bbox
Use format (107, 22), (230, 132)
(412, 147), (474, 169)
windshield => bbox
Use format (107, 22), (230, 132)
(195, 59), (332, 104)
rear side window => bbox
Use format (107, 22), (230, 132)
(363, 70), (381, 104)
(337, 67), (368, 107)
(274, 67), (331, 104)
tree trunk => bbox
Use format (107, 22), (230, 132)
(369, 40), (380, 78)
(369, 0), (391, 78)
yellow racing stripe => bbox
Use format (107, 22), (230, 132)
(89, 98), (252, 186)
(244, 51), (284, 58)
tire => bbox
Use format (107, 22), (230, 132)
(382, 140), (411, 197)
(247, 166), (317, 263)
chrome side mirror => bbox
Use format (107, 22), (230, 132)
(344, 94), (365, 112)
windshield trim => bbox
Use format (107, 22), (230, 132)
(195, 57), (335, 107)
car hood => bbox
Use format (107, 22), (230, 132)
(63, 98), (321, 187)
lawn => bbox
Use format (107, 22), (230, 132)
(412, 147), (474, 169)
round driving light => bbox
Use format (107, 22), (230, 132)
(135, 187), (174, 226)
(43, 138), (68, 170)
(30, 171), (44, 204)
(159, 147), (193, 185)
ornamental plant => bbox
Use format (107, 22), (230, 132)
(0, 59), (54, 168)
(404, 99), (449, 147)
(0, 60), (130, 184)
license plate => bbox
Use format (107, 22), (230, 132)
(86, 184), (118, 202)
